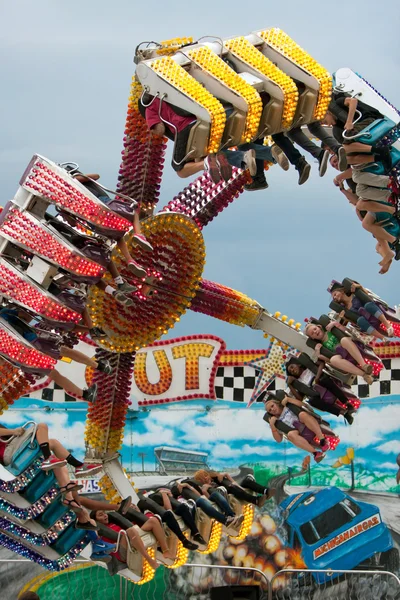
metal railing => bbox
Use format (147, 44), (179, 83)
(269, 568), (400, 600)
(2, 559), (400, 599)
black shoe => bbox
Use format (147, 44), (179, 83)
(193, 533), (207, 545)
(337, 146), (348, 171)
(182, 539), (198, 551)
(244, 178), (269, 192)
(97, 359), (113, 375)
(90, 327), (107, 339)
(75, 521), (99, 531)
(318, 150), (329, 177)
(107, 555), (121, 577)
(295, 157), (311, 185)
(344, 411), (354, 425)
(118, 281), (137, 294)
(118, 496), (132, 515)
(82, 383), (98, 403)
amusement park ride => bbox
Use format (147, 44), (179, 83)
(0, 27), (399, 585)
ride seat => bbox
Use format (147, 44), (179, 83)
(258, 98), (284, 136)
(7, 431), (41, 477)
(184, 120), (210, 161)
(343, 116), (399, 145)
(221, 110), (247, 148)
(291, 88), (318, 128)
(51, 522), (87, 555)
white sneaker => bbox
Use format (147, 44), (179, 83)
(243, 150), (257, 176)
(271, 145), (289, 171)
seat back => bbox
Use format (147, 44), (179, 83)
(125, 529), (157, 575)
(22, 470), (56, 504)
(195, 506), (213, 543)
(51, 522), (87, 555)
(344, 117), (397, 144)
(184, 120), (210, 160)
(258, 98), (284, 136)
(36, 498), (69, 529)
(291, 88), (318, 128)
(221, 110), (247, 148)
(7, 425), (40, 476)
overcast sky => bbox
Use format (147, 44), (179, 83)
(1, 1), (399, 350)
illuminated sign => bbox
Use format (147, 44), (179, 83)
(131, 335), (225, 405)
(313, 513), (381, 559)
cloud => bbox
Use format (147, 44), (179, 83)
(182, 409), (272, 445)
(333, 405), (400, 449)
(123, 422), (176, 448)
(378, 441), (400, 455)
(376, 462), (397, 471)
(211, 443), (275, 460)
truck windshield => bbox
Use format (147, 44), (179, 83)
(300, 500), (361, 544)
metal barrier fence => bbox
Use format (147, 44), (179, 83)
(269, 568), (400, 600)
(1, 559), (400, 599)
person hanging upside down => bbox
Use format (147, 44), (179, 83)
(77, 494), (199, 551)
(138, 489), (207, 548)
(328, 279), (398, 338)
(139, 93), (287, 187)
(264, 395), (332, 462)
(193, 469), (274, 508)
(170, 480), (244, 529)
(0, 422), (99, 531)
(285, 354), (357, 424)
(304, 321), (376, 384)
(91, 508), (175, 573)
(323, 92), (393, 169)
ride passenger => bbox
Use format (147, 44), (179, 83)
(323, 92), (393, 169)
(193, 470), (274, 507)
(264, 395), (330, 462)
(304, 321), (376, 384)
(329, 280), (397, 338)
(285, 354), (357, 423)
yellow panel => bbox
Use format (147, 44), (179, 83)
(156, 37), (194, 56)
(188, 46), (263, 143)
(225, 36), (299, 129)
(259, 28), (332, 121)
(150, 57), (226, 153)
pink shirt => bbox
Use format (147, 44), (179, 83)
(145, 98), (195, 133)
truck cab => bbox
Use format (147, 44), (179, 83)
(280, 487), (398, 582)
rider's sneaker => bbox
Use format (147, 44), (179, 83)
(204, 154), (221, 184)
(318, 150), (329, 177)
(337, 146), (348, 171)
(295, 157), (311, 185)
(271, 145), (289, 171)
(243, 150), (257, 176)
(97, 359), (113, 375)
(133, 233), (153, 252)
(244, 177), (269, 192)
(117, 281), (137, 294)
(82, 384), (98, 404)
(313, 451), (326, 463)
(127, 260), (147, 278)
(112, 290), (134, 307)
(41, 457), (67, 471)
(75, 463), (103, 477)
(90, 327), (107, 339)
(91, 552), (112, 564)
(216, 153), (233, 181)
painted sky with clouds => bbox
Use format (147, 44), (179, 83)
(1, 0), (400, 351)
(1, 397), (398, 483)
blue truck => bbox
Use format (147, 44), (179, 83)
(280, 487), (399, 582)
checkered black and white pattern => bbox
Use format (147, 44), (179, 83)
(26, 381), (78, 403)
(213, 366), (286, 403)
(351, 358), (400, 399)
